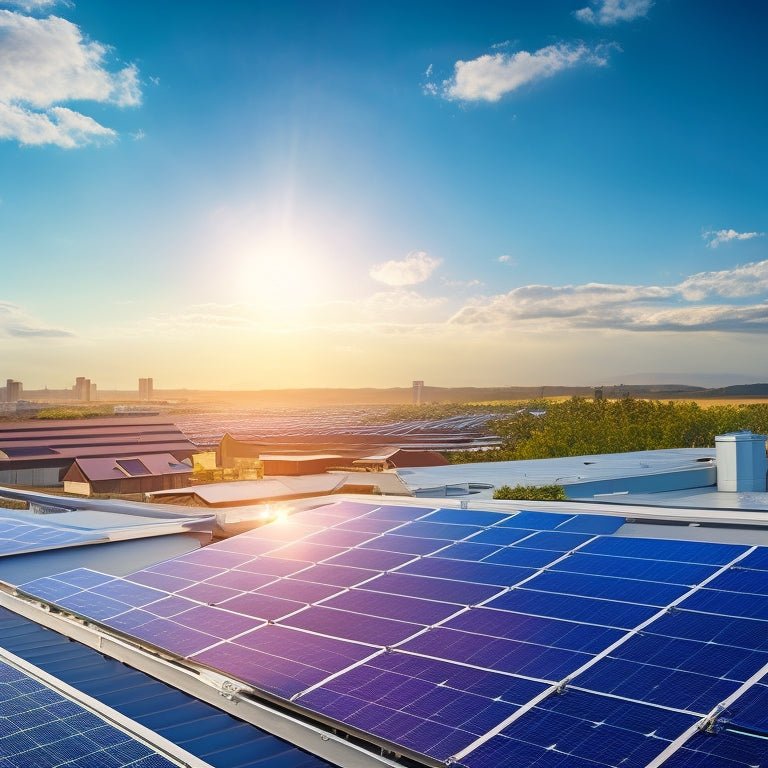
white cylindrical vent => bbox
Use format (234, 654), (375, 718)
(715, 431), (768, 492)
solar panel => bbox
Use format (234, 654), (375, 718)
(17, 502), (768, 768)
(0, 656), (178, 767)
(0, 516), (106, 557)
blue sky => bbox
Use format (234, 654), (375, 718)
(1, 0), (766, 391)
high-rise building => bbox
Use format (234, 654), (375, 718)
(4, 380), (22, 402)
(412, 380), (424, 405)
(138, 377), (153, 401)
(74, 377), (91, 401)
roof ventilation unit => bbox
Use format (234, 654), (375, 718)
(715, 430), (767, 492)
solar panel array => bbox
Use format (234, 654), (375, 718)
(0, 516), (106, 557)
(18, 500), (768, 768)
(0, 655), (177, 767)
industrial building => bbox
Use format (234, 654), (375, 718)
(0, 417), (197, 486)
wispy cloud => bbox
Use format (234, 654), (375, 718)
(449, 259), (768, 334)
(497, 254), (514, 264)
(702, 228), (765, 249)
(575, 0), (653, 26)
(0, 300), (74, 337)
(440, 43), (616, 103)
(2, 0), (65, 11)
(0, 9), (141, 147)
(370, 250), (442, 286)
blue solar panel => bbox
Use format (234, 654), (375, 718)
(481, 546), (563, 568)
(554, 514), (625, 534)
(393, 520), (484, 540)
(487, 588), (659, 628)
(424, 508), (512, 526)
(679, 588), (768, 620)
(400, 557), (534, 586)
(360, 533), (448, 556)
(445, 608), (625, 653)
(17, 499), (768, 768)
(0, 517), (105, 556)
(435, 541), (504, 561)
(467, 689), (699, 768)
(645, 610), (768, 651)
(550, 551), (719, 584)
(513, 530), (595, 551)
(578, 536), (749, 565)
(0, 658), (178, 768)
(400, 627), (592, 680)
(466, 526), (533, 545)
(524, 569), (689, 606)
(574, 656), (741, 713)
(738, 547), (768, 571)
(662, 729), (768, 768)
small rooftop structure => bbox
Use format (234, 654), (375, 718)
(62, 453), (193, 496)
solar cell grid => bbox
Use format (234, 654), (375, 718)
(553, 514), (625, 534)
(280, 606), (423, 646)
(513, 530), (594, 552)
(266, 540), (346, 563)
(466, 526), (533, 546)
(434, 541), (504, 562)
(15, 498), (768, 768)
(579, 536), (749, 565)
(361, 504), (436, 521)
(400, 627), (593, 680)
(487, 588), (659, 628)
(0, 658), (178, 768)
(400, 557), (535, 587)
(324, 546), (414, 571)
(360, 571), (502, 604)
(679, 588), (768, 621)
(467, 690), (699, 768)
(523, 569), (689, 606)
(549, 551), (719, 585)
(645, 610), (768, 651)
(738, 547), (768, 571)
(321, 588), (461, 625)
(662, 730), (768, 768)
(607, 633), (768, 682)
(498, 510), (574, 530)
(392, 520), (483, 541)
(574, 656), (744, 713)
(424, 508), (512, 526)
(481, 546), (562, 568)
(359, 533), (449, 556)
(444, 608), (625, 654)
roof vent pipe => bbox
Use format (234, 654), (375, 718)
(715, 431), (767, 492)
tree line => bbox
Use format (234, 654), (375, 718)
(446, 397), (768, 463)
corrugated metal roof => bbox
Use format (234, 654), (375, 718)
(0, 606), (334, 768)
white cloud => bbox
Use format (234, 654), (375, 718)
(442, 43), (615, 102)
(497, 254), (513, 264)
(3, 0), (63, 11)
(575, 0), (653, 25)
(0, 300), (74, 337)
(0, 9), (141, 147)
(370, 251), (442, 286)
(703, 229), (765, 249)
(449, 259), (768, 334)
(679, 260), (768, 300)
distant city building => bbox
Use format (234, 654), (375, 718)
(73, 377), (91, 401)
(4, 379), (22, 402)
(412, 380), (424, 405)
(138, 377), (154, 401)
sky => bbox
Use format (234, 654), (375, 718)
(1, 0), (767, 391)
